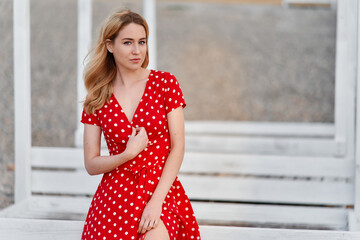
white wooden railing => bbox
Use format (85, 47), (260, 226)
(354, 0), (360, 231)
(13, 0), (31, 204)
(12, 0), (360, 231)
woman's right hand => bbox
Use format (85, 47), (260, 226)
(124, 127), (149, 160)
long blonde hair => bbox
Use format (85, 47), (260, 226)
(83, 9), (149, 114)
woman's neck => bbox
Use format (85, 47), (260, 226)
(113, 67), (148, 87)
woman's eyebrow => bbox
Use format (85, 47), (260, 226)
(121, 37), (147, 41)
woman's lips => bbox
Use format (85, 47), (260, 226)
(130, 58), (141, 63)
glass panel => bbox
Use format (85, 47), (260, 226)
(30, 0), (77, 146)
(156, 1), (336, 122)
(0, 0), (14, 209)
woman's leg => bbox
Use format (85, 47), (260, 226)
(144, 219), (170, 240)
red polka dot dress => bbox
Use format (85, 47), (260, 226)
(81, 70), (201, 240)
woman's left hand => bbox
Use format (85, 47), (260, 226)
(137, 199), (163, 234)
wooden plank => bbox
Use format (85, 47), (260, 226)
(186, 135), (342, 157)
(192, 202), (347, 230)
(0, 196), (348, 230)
(348, 210), (357, 231)
(143, 0), (157, 70)
(32, 170), (102, 196)
(31, 147), (354, 178)
(159, 0), (283, 5)
(75, 0), (92, 148)
(76, 121), (340, 157)
(353, 0), (360, 231)
(1, 218), (360, 240)
(31, 147), (109, 169)
(283, 0), (337, 9)
(13, 0), (32, 204)
(0, 196), (91, 220)
(0, 218), (83, 240)
(200, 226), (360, 240)
(335, 0), (358, 161)
(283, 0), (336, 4)
(185, 121), (334, 138)
(31, 170), (354, 205)
(182, 152), (353, 178)
(180, 175), (354, 205)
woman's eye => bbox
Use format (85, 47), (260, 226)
(124, 41), (131, 45)
(139, 41), (146, 45)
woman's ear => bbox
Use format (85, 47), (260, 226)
(105, 39), (113, 53)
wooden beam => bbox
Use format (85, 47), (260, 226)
(1, 218), (360, 240)
(354, 0), (360, 231)
(31, 147), (354, 178)
(0, 196), (350, 230)
(185, 121), (335, 138)
(13, 0), (31, 203)
(143, 0), (157, 70)
(75, 0), (92, 147)
(31, 170), (354, 205)
(335, 0), (358, 161)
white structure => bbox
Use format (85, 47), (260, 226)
(75, 0), (92, 151)
(13, 0), (31, 203)
(5, 0), (360, 237)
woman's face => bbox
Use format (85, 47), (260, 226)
(107, 23), (147, 71)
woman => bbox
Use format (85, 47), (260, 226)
(80, 9), (201, 240)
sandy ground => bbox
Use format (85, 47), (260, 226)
(0, 0), (336, 209)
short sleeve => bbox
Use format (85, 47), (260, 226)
(81, 108), (100, 126)
(163, 72), (186, 114)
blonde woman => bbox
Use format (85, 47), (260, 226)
(80, 9), (201, 240)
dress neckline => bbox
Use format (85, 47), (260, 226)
(111, 69), (153, 125)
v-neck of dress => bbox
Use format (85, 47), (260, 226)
(111, 70), (152, 125)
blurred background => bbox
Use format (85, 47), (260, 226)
(0, 0), (336, 209)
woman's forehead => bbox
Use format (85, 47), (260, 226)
(118, 23), (146, 39)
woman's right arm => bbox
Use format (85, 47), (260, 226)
(83, 124), (148, 175)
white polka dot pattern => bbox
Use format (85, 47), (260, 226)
(80, 70), (200, 240)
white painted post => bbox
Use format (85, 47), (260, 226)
(143, 0), (157, 70)
(334, 0), (358, 159)
(75, 0), (92, 147)
(13, 0), (31, 203)
(334, 0), (346, 158)
(354, 0), (360, 231)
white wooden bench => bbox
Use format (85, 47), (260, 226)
(1, 218), (360, 240)
(0, 141), (352, 231)
(0, 122), (357, 234)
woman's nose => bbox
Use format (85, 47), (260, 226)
(132, 44), (140, 54)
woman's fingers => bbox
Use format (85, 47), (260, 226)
(135, 127), (148, 144)
(141, 219), (151, 234)
(138, 218), (158, 234)
(136, 127), (146, 135)
(146, 222), (153, 231)
(153, 219), (159, 229)
(138, 217), (148, 234)
(138, 218), (145, 233)
(131, 127), (136, 137)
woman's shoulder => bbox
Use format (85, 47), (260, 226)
(150, 70), (178, 86)
(151, 69), (175, 78)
